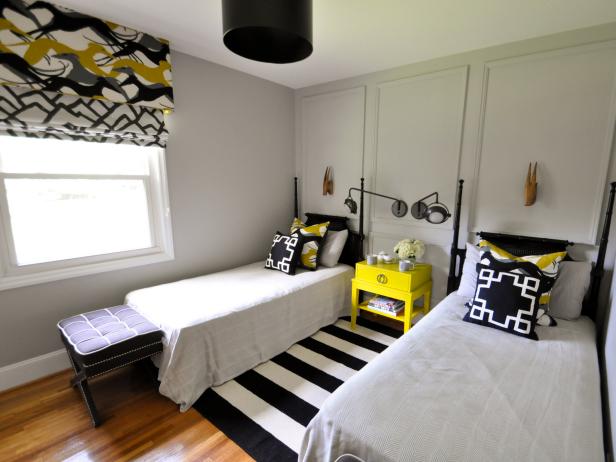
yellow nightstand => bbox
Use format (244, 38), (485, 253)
(351, 261), (432, 333)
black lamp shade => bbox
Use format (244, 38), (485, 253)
(222, 0), (313, 64)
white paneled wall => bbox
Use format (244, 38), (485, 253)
(299, 87), (365, 220)
(296, 27), (616, 306)
(472, 43), (616, 243)
(372, 67), (467, 229)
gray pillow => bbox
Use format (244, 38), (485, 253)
(549, 261), (592, 320)
(320, 229), (348, 267)
(456, 243), (480, 298)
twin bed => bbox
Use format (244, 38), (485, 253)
(126, 193), (363, 410)
(300, 292), (603, 461)
(299, 179), (614, 462)
(126, 262), (354, 410)
(126, 177), (613, 461)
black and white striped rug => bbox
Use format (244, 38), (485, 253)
(193, 316), (401, 462)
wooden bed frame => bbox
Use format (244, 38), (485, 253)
(446, 179), (616, 319)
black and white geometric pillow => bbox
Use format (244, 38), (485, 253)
(477, 253), (557, 327)
(463, 264), (542, 340)
(478, 240), (566, 308)
(265, 232), (303, 275)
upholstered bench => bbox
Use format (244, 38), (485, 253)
(58, 305), (163, 427)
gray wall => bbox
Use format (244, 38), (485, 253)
(0, 51), (295, 367)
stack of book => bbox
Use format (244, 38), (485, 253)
(367, 296), (404, 315)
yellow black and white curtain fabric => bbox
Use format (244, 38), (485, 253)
(291, 218), (330, 271)
(0, 0), (173, 110)
(0, 84), (168, 146)
(0, 0), (173, 146)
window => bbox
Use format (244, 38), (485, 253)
(0, 136), (174, 290)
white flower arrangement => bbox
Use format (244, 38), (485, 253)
(394, 239), (425, 260)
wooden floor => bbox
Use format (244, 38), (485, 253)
(0, 365), (254, 462)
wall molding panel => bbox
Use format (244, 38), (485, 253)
(299, 87), (366, 219)
(371, 66), (468, 230)
(470, 41), (616, 244)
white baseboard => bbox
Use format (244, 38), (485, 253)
(0, 349), (70, 392)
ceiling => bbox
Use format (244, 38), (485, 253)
(55, 0), (616, 89)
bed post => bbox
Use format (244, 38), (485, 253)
(294, 177), (299, 219)
(587, 181), (616, 315)
(447, 179), (464, 294)
(359, 177), (365, 258)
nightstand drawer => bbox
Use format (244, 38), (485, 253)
(355, 262), (430, 292)
(356, 264), (410, 291)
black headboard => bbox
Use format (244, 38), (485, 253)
(446, 179), (616, 320)
(293, 178), (364, 266)
(477, 232), (572, 257)
(304, 213), (363, 266)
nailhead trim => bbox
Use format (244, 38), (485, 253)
(83, 341), (163, 367)
(88, 351), (162, 379)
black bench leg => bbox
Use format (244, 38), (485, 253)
(67, 350), (102, 427)
(77, 377), (101, 427)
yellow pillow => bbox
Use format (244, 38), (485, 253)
(479, 240), (566, 305)
(290, 218), (329, 270)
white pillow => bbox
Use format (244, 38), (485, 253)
(457, 243), (480, 298)
(549, 261), (592, 320)
(320, 229), (348, 267)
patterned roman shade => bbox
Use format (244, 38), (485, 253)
(0, 0), (173, 111)
(0, 84), (168, 146)
(0, 0), (173, 146)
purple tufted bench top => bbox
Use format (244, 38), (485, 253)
(58, 305), (163, 360)
(58, 305), (163, 426)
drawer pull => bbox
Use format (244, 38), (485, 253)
(377, 274), (388, 284)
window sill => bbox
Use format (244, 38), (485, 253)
(0, 249), (174, 291)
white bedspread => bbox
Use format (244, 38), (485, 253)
(126, 262), (353, 411)
(300, 293), (604, 462)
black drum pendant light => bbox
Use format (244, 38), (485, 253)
(222, 0), (313, 64)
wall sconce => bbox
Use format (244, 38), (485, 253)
(411, 192), (451, 224)
(343, 178), (407, 254)
(344, 187), (408, 217)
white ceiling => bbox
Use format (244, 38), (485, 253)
(55, 0), (616, 89)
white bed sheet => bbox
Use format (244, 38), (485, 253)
(125, 262), (353, 411)
(300, 293), (604, 462)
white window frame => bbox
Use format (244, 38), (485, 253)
(0, 146), (174, 291)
